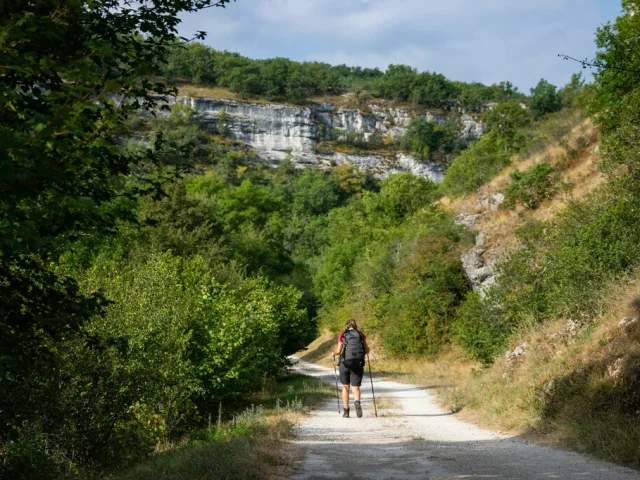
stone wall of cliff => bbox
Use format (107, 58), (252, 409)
(160, 96), (484, 183)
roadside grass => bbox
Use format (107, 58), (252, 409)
(441, 272), (640, 468)
(375, 396), (402, 417)
(108, 374), (332, 480)
(390, 275), (640, 468)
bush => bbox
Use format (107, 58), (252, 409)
(1, 248), (312, 475)
(440, 132), (512, 196)
(503, 163), (562, 209)
(452, 292), (509, 364)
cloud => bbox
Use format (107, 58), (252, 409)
(178, 0), (622, 91)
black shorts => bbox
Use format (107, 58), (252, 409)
(339, 360), (364, 387)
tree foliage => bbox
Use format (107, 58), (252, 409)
(161, 42), (526, 110)
(399, 117), (462, 161)
(529, 78), (563, 119)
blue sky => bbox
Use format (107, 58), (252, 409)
(179, 0), (623, 92)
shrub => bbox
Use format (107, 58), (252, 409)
(399, 117), (460, 162)
(503, 163), (562, 210)
(440, 132), (512, 196)
(452, 291), (510, 364)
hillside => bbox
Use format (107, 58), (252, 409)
(296, 7), (640, 465)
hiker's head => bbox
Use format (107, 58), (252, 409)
(345, 319), (358, 331)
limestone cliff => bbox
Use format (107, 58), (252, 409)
(162, 96), (484, 183)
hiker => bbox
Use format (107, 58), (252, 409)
(331, 319), (370, 418)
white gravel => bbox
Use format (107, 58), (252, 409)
(291, 359), (640, 480)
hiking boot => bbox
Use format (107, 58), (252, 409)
(343, 407), (350, 418)
(355, 401), (363, 418)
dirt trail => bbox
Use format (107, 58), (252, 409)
(291, 359), (639, 480)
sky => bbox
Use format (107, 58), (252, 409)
(179, 0), (623, 92)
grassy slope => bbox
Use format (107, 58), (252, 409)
(442, 111), (602, 262)
(441, 274), (640, 466)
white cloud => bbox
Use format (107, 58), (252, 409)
(178, 0), (621, 90)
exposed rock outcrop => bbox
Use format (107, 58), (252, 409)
(460, 232), (497, 295)
(456, 191), (505, 294)
(160, 96), (483, 182)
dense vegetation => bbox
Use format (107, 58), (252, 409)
(111, 375), (331, 480)
(313, 175), (473, 356)
(1, 90), (379, 475)
(0, 0), (333, 477)
(163, 42), (528, 110)
(431, 6), (640, 465)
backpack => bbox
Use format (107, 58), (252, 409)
(341, 329), (365, 369)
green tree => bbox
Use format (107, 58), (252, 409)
(290, 170), (340, 216)
(529, 78), (562, 119)
(164, 42), (217, 84)
(229, 64), (264, 98)
(262, 57), (291, 100)
(560, 73), (587, 108)
(591, 0), (640, 176)
(400, 117), (446, 161)
(377, 64), (417, 101)
(410, 71), (457, 108)
(376, 173), (437, 222)
(482, 100), (532, 138)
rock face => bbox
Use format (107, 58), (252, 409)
(456, 192), (505, 295)
(460, 232), (497, 295)
(163, 96), (484, 182)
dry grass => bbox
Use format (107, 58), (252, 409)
(174, 84), (459, 116)
(175, 84), (296, 106)
(297, 329), (336, 368)
(433, 271), (640, 465)
(375, 395), (402, 417)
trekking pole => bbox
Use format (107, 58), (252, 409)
(332, 356), (341, 415)
(367, 353), (378, 418)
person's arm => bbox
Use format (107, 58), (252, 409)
(331, 339), (343, 357)
(363, 339), (370, 355)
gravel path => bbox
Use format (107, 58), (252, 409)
(291, 359), (639, 480)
